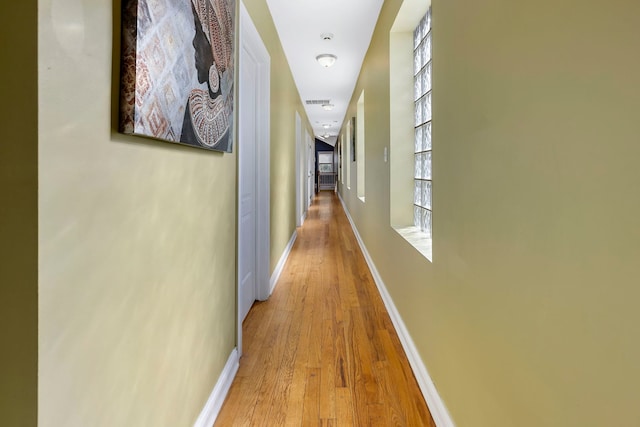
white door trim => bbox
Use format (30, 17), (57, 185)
(239, 2), (270, 357)
(295, 111), (304, 227)
(307, 133), (314, 207)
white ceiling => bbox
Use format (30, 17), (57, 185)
(266, 0), (384, 146)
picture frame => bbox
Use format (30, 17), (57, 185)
(351, 116), (356, 162)
(336, 136), (341, 176)
(119, 0), (236, 152)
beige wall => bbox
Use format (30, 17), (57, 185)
(0, 2), (38, 426)
(242, 0), (313, 272)
(38, 0), (237, 425)
(33, 0), (309, 425)
(340, 0), (640, 426)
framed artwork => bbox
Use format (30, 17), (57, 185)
(336, 137), (341, 176)
(119, 0), (236, 152)
(351, 116), (356, 162)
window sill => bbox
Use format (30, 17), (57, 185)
(393, 226), (432, 262)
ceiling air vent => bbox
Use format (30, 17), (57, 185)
(305, 99), (331, 105)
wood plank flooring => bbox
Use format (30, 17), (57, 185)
(215, 192), (435, 426)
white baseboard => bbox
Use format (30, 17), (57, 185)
(269, 230), (297, 294)
(193, 348), (239, 427)
(338, 194), (455, 427)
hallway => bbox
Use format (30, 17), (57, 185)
(215, 192), (435, 426)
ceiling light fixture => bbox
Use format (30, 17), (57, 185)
(321, 103), (334, 111)
(316, 54), (337, 68)
(323, 124), (331, 129)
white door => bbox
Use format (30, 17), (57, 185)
(295, 112), (304, 226)
(238, 43), (258, 322)
(302, 130), (309, 214)
(238, 3), (270, 355)
(307, 137), (314, 204)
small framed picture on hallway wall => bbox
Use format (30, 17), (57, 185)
(351, 116), (356, 161)
(119, 0), (236, 152)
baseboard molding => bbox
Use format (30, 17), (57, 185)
(338, 194), (455, 427)
(193, 348), (239, 427)
(269, 230), (297, 294)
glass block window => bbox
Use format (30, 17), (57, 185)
(413, 9), (432, 238)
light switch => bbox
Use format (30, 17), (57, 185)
(383, 146), (388, 163)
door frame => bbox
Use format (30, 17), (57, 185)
(238, 2), (270, 357)
(307, 133), (314, 207)
(295, 111), (305, 226)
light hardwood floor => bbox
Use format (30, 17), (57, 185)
(215, 191), (435, 426)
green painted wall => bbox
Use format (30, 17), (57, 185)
(37, 0), (236, 425)
(0, 1), (38, 426)
(3, 0), (310, 423)
(340, 0), (640, 425)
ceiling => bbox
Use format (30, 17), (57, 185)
(266, 0), (384, 146)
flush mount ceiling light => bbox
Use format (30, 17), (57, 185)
(316, 54), (337, 68)
(321, 103), (334, 111)
(323, 124), (331, 129)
